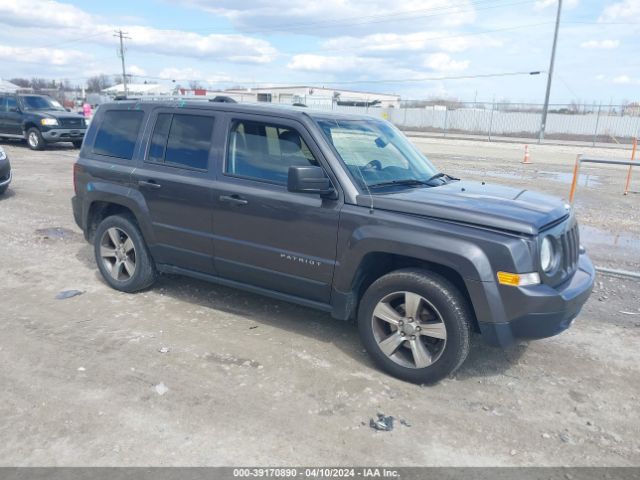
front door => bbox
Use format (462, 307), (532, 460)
(212, 115), (341, 304)
(132, 108), (219, 274)
(5, 96), (23, 135)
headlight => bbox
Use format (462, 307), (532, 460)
(0, 147), (6, 161)
(40, 118), (59, 126)
(540, 236), (556, 272)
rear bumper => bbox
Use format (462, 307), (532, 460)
(41, 128), (86, 142)
(479, 253), (595, 347)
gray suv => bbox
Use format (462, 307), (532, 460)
(71, 100), (595, 383)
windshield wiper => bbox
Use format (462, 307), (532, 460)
(368, 179), (431, 189)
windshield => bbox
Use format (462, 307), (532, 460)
(317, 118), (443, 191)
(21, 96), (64, 111)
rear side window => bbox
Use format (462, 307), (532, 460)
(146, 113), (214, 170)
(93, 110), (144, 160)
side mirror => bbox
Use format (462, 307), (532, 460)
(288, 166), (336, 198)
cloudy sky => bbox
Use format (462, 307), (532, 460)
(0, 0), (638, 103)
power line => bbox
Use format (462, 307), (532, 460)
(188, 0), (537, 35)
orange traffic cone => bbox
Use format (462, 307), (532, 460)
(522, 144), (531, 164)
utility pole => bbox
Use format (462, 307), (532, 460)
(114, 30), (131, 98)
(539, 0), (562, 142)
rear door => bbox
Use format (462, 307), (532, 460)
(0, 96), (6, 134)
(132, 108), (218, 274)
(5, 96), (23, 135)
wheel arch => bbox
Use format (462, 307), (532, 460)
(342, 252), (480, 332)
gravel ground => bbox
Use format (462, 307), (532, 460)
(0, 138), (638, 466)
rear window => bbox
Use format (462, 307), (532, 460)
(146, 113), (214, 170)
(93, 110), (144, 160)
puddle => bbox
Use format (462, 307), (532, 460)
(538, 171), (601, 187)
(35, 227), (82, 242)
(579, 225), (640, 253)
(455, 169), (601, 187)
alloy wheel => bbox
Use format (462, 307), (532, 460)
(100, 227), (136, 281)
(371, 291), (447, 369)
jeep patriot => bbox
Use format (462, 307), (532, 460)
(71, 100), (595, 383)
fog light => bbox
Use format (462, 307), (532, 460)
(497, 271), (540, 287)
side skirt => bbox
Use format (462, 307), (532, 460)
(157, 264), (334, 314)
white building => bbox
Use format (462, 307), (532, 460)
(0, 79), (22, 93)
(102, 83), (174, 97)
(226, 86), (401, 108)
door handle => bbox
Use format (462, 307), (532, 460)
(138, 180), (162, 189)
(219, 194), (249, 206)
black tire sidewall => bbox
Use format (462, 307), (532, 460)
(27, 128), (45, 151)
(358, 269), (471, 384)
(94, 215), (156, 292)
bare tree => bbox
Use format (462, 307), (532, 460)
(86, 74), (113, 93)
(9, 78), (31, 88)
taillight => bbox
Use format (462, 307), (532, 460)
(73, 163), (81, 195)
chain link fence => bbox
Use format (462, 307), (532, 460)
(327, 102), (640, 146)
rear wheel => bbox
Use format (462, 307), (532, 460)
(94, 215), (157, 292)
(26, 128), (45, 150)
(358, 268), (472, 384)
(0, 185), (7, 195)
(72, 140), (83, 149)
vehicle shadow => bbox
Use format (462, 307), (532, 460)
(0, 188), (16, 201)
(0, 137), (75, 150)
(75, 243), (530, 382)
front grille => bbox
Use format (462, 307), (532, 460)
(559, 222), (580, 275)
(58, 117), (85, 128)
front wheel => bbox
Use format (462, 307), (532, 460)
(26, 128), (45, 150)
(94, 214), (157, 292)
(72, 140), (83, 149)
(358, 269), (472, 384)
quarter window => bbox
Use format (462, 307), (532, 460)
(93, 110), (144, 160)
(226, 120), (317, 185)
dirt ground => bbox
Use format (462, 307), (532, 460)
(0, 137), (638, 466)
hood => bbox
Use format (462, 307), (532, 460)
(358, 181), (569, 235)
(33, 110), (83, 120)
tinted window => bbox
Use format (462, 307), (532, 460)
(93, 110), (144, 160)
(6, 97), (17, 112)
(164, 114), (214, 170)
(226, 120), (317, 184)
(148, 113), (172, 163)
(0, 96), (5, 112)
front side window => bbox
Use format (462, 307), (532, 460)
(146, 113), (214, 170)
(317, 118), (441, 191)
(226, 120), (317, 185)
(6, 97), (17, 112)
(92, 110), (144, 160)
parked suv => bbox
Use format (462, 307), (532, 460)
(0, 146), (10, 194)
(0, 94), (87, 150)
(71, 101), (595, 383)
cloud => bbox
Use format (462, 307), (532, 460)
(287, 54), (374, 73)
(580, 39), (620, 49)
(128, 65), (147, 76)
(534, 0), (578, 10)
(611, 75), (640, 85)
(0, 0), (278, 64)
(318, 31), (502, 56)
(177, 0), (477, 35)
(599, 0), (640, 22)
(423, 53), (469, 72)
(0, 44), (90, 66)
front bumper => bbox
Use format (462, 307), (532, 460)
(0, 170), (11, 188)
(479, 253), (595, 347)
(41, 128), (86, 142)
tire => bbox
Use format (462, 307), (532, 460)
(94, 214), (157, 292)
(72, 140), (83, 149)
(26, 128), (45, 151)
(0, 184), (7, 195)
(358, 268), (472, 384)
